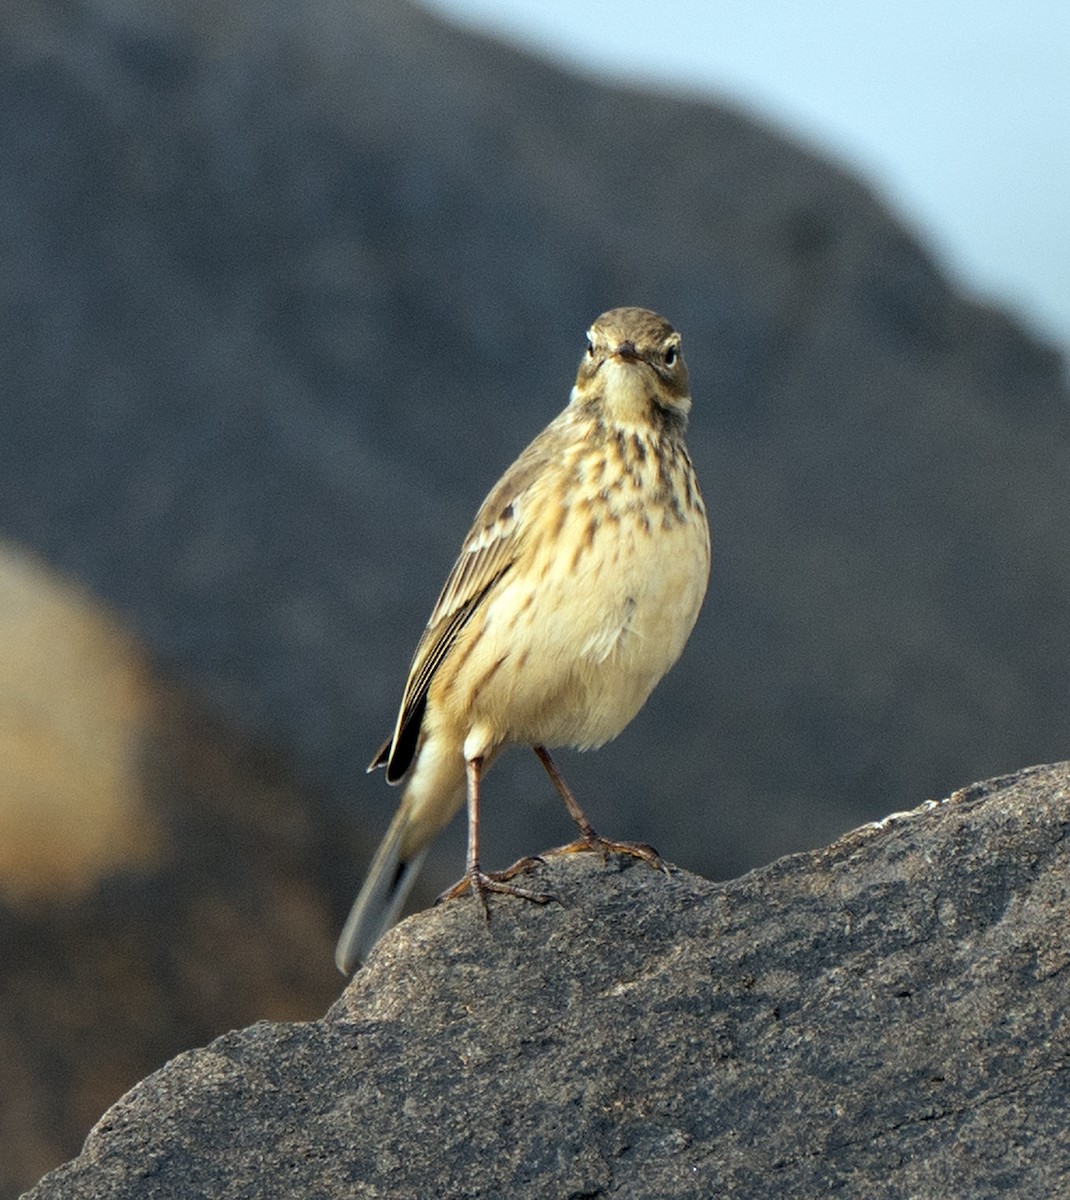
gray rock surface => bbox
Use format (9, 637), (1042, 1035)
(26, 762), (1070, 1198)
(5, 0), (1070, 1191)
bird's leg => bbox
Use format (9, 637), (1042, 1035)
(466, 754), (486, 909)
(533, 745), (666, 872)
(437, 755), (555, 912)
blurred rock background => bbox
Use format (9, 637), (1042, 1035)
(1, 0), (1067, 1192)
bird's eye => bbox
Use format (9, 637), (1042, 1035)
(664, 343), (679, 367)
(585, 334), (595, 358)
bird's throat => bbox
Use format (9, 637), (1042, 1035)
(598, 358), (659, 427)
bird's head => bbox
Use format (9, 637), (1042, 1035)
(571, 307), (691, 430)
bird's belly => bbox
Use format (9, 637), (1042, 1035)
(459, 503), (709, 754)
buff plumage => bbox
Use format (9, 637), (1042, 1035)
(336, 307), (710, 973)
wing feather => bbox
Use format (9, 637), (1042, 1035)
(372, 415), (575, 782)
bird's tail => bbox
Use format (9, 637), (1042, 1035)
(336, 737), (468, 974)
(335, 805), (428, 975)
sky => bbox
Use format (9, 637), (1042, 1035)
(422, 0), (1070, 352)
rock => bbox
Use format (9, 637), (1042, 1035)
(25, 763), (1070, 1198)
(0, 542), (162, 904)
(0, 543), (360, 1197)
(5, 0), (1070, 1192)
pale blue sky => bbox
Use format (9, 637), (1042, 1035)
(423, 0), (1070, 350)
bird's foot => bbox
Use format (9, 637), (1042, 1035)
(437, 856), (556, 917)
(555, 835), (670, 875)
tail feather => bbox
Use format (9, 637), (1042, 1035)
(339, 729), (467, 974)
(335, 808), (428, 974)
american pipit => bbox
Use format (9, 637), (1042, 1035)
(336, 307), (710, 973)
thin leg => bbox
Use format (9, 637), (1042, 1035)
(533, 745), (598, 839)
(437, 755), (555, 912)
(533, 745), (666, 872)
(465, 755), (484, 902)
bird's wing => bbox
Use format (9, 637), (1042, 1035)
(372, 418), (572, 783)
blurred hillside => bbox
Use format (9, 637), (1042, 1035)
(1, 0), (1068, 1191)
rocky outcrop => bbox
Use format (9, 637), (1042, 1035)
(4, 0), (1069, 1192)
(0, 544), (358, 1196)
(25, 764), (1070, 1198)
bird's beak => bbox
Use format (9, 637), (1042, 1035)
(613, 340), (641, 362)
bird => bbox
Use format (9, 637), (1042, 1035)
(336, 306), (711, 974)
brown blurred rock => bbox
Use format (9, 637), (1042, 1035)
(0, 544), (358, 1195)
(24, 763), (1070, 1199)
(0, 543), (162, 902)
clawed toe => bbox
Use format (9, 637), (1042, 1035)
(473, 874), (556, 916)
(495, 853), (546, 879)
(436, 860), (556, 914)
(556, 835), (668, 874)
